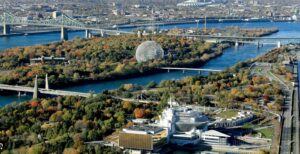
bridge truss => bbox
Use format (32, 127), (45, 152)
(0, 13), (134, 36)
(0, 13), (85, 29)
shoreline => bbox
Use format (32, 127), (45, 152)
(117, 19), (294, 29)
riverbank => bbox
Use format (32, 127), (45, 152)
(117, 18), (293, 29)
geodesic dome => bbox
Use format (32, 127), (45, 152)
(135, 41), (164, 62)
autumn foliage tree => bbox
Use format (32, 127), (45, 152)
(134, 108), (146, 118)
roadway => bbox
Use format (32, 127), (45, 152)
(280, 61), (299, 154)
(0, 84), (92, 98)
(291, 61), (300, 154)
(280, 87), (292, 154)
(160, 67), (222, 72)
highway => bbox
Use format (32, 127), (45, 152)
(292, 61), (300, 154)
(280, 61), (299, 154)
(280, 88), (292, 154)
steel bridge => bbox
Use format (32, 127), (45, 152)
(168, 34), (300, 48)
(0, 13), (133, 40)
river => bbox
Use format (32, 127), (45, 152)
(0, 21), (300, 106)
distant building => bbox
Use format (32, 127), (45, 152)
(118, 125), (167, 154)
(30, 56), (69, 65)
(112, 9), (120, 16)
(177, 0), (212, 7)
(292, 15), (298, 21)
(52, 11), (61, 19)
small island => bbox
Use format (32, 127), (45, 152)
(0, 35), (227, 89)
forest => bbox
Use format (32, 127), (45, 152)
(0, 46), (293, 154)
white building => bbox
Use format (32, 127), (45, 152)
(157, 98), (210, 145)
(52, 11), (61, 19)
(201, 130), (230, 145)
(177, 0), (212, 7)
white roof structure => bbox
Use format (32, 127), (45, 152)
(135, 41), (164, 63)
(202, 130), (230, 138)
(177, 0), (213, 7)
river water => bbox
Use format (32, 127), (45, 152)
(1, 21), (300, 106)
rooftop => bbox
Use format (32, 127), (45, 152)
(202, 130), (230, 138)
(122, 125), (164, 135)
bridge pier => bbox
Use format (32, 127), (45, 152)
(277, 41), (281, 48)
(99, 30), (105, 37)
(137, 30), (142, 38)
(33, 75), (39, 99)
(85, 29), (92, 39)
(235, 40), (239, 48)
(3, 24), (10, 35)
(61, 26), (68, 40)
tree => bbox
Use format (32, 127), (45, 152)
(62, 110), (72, 122)
(146, 81), (157, 89)
(286, 72), (293, 81)
(122, 101), (133, 112)
(27, 144), (43, 154)
(134, 108), (145, 118)
(63, 148), (79, 154)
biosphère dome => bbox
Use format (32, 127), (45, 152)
(135, 41), (164, 62)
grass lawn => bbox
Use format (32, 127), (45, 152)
(216, 110), (238, 119)
(257, 127), (274, 139)
(241, 123), (258, 129)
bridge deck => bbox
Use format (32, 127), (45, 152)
(160, 67), (222, 72)
(0, 84), (91, 97)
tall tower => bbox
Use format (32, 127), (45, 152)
(45, 74), (49, 90)
(33, 75), (39, 99)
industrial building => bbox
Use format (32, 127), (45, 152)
(118, 125), (168, 154)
